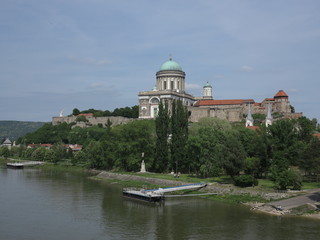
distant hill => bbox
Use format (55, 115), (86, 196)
(0, 121), (47, 142)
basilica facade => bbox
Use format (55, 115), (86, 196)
(138, 58), (302, 123)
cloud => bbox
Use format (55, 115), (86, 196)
(185, 83), (202, 90)
(67, 55), (111, 66)
(240, 65), (254, 72)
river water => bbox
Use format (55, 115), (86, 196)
(0, 165), (319, 240)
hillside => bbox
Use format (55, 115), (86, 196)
(0, 121), (46, 141)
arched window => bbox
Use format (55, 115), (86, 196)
(150, 97), (160, 104)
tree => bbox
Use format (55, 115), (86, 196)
(75, 115), (88, 122)
(299, 136), (320, 176)
(52, 143), (66, 163)
(296, 116), (315, 142)
(72, 108), (80, 116)
(44, 149), (57, 163)
(112, 120), (155, 171)
(0, 146), (10, 159)
(31, 147), (46, 161)
(189, 117), (232, 136)
(154, 100), (170, 172)
(290, 105), (295, 113)
(266, 119), (300, 167)
(272, 168), (302, 190)
(185, 135), (202, 175)
(71, 151), (87, 166)
(85, 141), (107, 169)
(170, 100), (189, 173)
(218, 131), (246, 177)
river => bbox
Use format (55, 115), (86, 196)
(0, 165), (319, 240)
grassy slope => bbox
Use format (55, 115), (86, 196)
(0, 120), (46, 141)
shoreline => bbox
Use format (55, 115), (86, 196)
(95, 170), (320, 220)
(93, 171), (320, 220)
(2, 159), (319, 220)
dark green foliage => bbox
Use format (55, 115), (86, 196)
(18, 122), (72, 144)
(219, 131), (246, 177)
(0, 121), (45, 141)
(73, 105), (139, 118)
(72, 108), (80, 116)
(52, 143), (67, 163)
(0, 146), (10, 159)
(266, 119), (301, 167)
(44, 149), (57, 163)
(31, 147), (46, 161)
(252, 114), (266, 125)
(85, 141), (108, 169)
(299, 136), (320, 176)
(233, 175), (258, 187)
(187, 119), (246, 178)
(244, 157), (261, 177)
(271, 168), (302, 190)
(170, 100), (189, 173)
(296, 116), (316, 142)
(290, 105), (295, 113)
(112, 120), (155, 171)
(75, 115), (88, 122)
(71, 151), (87, 166)
(154, 101), (169, 172)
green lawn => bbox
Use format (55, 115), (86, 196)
(120, 172), (234, 184)
(121, 172), (320, 191)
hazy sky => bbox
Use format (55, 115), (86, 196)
(1, 0), (319, 122)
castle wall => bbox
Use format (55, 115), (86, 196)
(52, 116), (134, 128)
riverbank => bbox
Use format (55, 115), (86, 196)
(94, 171), (320, 219)
(2, 158), (319, 219)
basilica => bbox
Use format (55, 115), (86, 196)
(138, 58), (302, 123)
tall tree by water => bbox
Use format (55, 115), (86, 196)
(170, 100), (189, 173)
(154, 100), (170, 172)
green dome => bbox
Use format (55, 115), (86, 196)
(159, 59), (182, 71)
(203, 82), (212, 88)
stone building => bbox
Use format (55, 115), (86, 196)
(0, 138), (12, 150)
(138, 58), (302, 122)
(138, 58), (196, 119)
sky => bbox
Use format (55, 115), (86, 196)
(0, 0), (319, 122)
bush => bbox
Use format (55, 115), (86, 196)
(75, 115), (88, 122)
(233, 175), (258, 187)
(273, 168), (302, 190)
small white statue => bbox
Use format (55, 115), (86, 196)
(140, 160), (146, 173)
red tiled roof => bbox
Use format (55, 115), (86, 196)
(264, 98), (274, 101)
(78, 113), (94, 116)
(64, 144), (83, 150)
(246, 126), (260, 131)
(194, 99), (254, 107)
(274, 90), (288, 98)
(313, 133), (320, 139)
(28, 144), (53, 148)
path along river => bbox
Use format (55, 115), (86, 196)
(1, 165), (320, 240)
